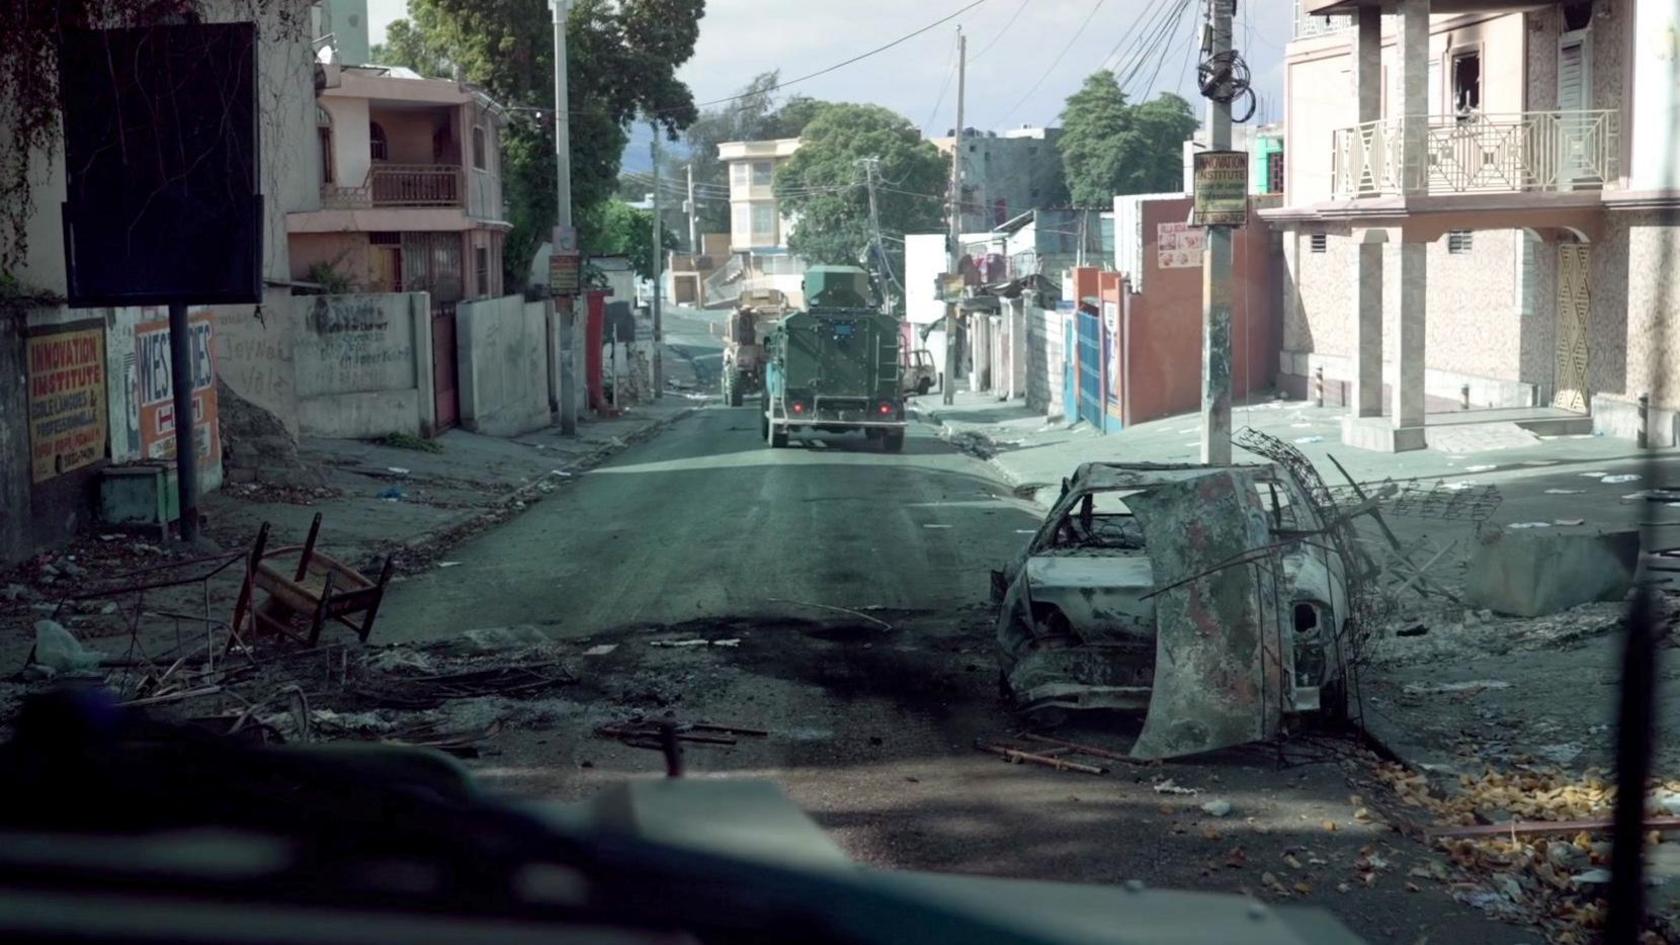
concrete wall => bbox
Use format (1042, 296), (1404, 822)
(905, 233), (946, 326)
(457, 295), (551, 436)
(322, 95), (373, 187)
(294, 292), (435, 437)
(373, 106), (453, 165)
(1025, 304), (1065, 417)
(0, 314), (32, 565)
(1106, 198), (1278, 426)
(1630, 0), (1680, 190)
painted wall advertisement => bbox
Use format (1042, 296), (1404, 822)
(1157, 222), (1206, 269)
(28, 328), (108, 483)
(135, 310), (220, 471)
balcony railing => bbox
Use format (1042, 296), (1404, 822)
(320, 164), (464, 208)
(1330, 110), (1619, 198)
(370, 164), (463, 206)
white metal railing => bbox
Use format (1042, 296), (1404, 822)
(1293, 0), (1351, 38)
(1330, 110), (1620, 198)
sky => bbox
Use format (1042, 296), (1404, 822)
(366, 0), (1290, 142)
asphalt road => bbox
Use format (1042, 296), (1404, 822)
(377, 403), (1037, 638)
(371, 331), (1536, 945)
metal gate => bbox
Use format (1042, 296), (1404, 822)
(1076, 308), (1104, 428)
(1553, 243), (1590, 412)
(432, 303), (460, 431)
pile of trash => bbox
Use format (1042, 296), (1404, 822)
(1372, 762), (1680, 943)
(1368, 600), (1632, 666)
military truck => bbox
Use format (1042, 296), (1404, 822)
(761, 266), (908, 452)
(719, 288), (788, 407)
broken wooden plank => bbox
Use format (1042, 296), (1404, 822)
(1431, 815), (1680, 839)
(119, 685), (224, 708)
(975, 741), (1108, 775)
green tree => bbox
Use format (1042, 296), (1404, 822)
(379, 0), (704, 290)
(1058, 71), (1198, 205)
(776, 103), (945, 289)
(578, 197), (676, 279)
(368, 19), (447, 76)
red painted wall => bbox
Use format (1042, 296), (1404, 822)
(1089, 197), (1280, 428)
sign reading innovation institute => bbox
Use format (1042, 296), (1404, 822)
(1192, 150), (1249, 227)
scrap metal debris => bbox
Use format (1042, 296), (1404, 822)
(596, 719), (768, 750)
(974, 739), (1108, 775)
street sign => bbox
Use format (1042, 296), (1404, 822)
(1192, 150), (1249, 227)
(549, 252), (580, 297)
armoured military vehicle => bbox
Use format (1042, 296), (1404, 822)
(719, 288), (788, 406)
(761, 266), (907, 452)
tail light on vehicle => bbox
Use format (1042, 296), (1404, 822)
(790, 401), (806, 415)
(878, 402), (895, 416)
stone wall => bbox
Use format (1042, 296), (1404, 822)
(293, 292), (435, 438)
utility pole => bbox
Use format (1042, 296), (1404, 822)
(651, 123), (664, 398)
(943, 27), (965, 407)
(552, 0), (578, 435)
(860, 157), (890, 315)
(1199, 0), (1235, 465)
(685, 163), (698, 253)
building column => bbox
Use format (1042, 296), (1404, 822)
(1393, 240), (1427, 429)
(1352, 229), (1385, 417)
(1397, 0), (1430, 195)
(1353, 7), (1382, 195)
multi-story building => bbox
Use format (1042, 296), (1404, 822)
(1267, 0), (1680, 449)
(287, 63), (509, 308)
(933, 127), (1069, 232)
(713, 137), (806, 306)
(718, 137), (802, 253)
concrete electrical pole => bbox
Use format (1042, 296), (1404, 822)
(943, 27), (965, 407)
(860, 157), (890, 315)
(552, 0), (578, 435)
(1199, 0), (1235, 465)
(651, 124), (665, 399)
(685, 163), (698, 253)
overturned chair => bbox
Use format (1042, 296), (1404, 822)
(229, 513), (395, 651)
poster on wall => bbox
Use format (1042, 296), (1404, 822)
(135, 310), (220, 471)
(27, 328), (108, 483)
(1157, 222), (1206, 269)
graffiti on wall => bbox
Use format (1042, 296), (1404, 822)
(27, 328), (108, 483)
(135, 311), (221, 470)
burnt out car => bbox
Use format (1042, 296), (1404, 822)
(990, 462), (1352, 758)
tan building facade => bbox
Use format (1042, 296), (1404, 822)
(287, 65), (510, 305)
(717, 137), (801, 253)
(1268, 0), (1680, 448)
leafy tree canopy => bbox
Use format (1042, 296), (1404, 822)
(379, 0), (704, 289)
(776, 103), (946, 298)
(577, 197), (676, 280)
(1057, 71), (1198, 205)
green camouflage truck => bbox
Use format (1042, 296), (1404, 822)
(760, 266), (907, 452)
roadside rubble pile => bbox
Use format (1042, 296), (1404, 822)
(9, 615), (580, 757)
(1369, 599), (1636, 665)
(1372, 762), (1680, 943)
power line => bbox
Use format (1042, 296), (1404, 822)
(996, 0), (1108, 127)
(1098, 0), (1173, 74)
(1115, 0), (1195, 97)
(969, 0), (1031, 60)
(1137, 0), (1195, 102)
(687, 0), (990, 114)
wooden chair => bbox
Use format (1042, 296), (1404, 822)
(229, 513), (395, 650)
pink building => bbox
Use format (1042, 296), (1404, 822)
(288, 64), (510, 306)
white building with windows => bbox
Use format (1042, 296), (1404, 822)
(712, 137), (807, 306)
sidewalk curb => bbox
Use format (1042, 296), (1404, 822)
(912, 404), (1057, 510)
(395, 405), (700, 567)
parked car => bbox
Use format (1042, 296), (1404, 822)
(900, 348), (937, 396)
(990, 461), (1352, 757)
